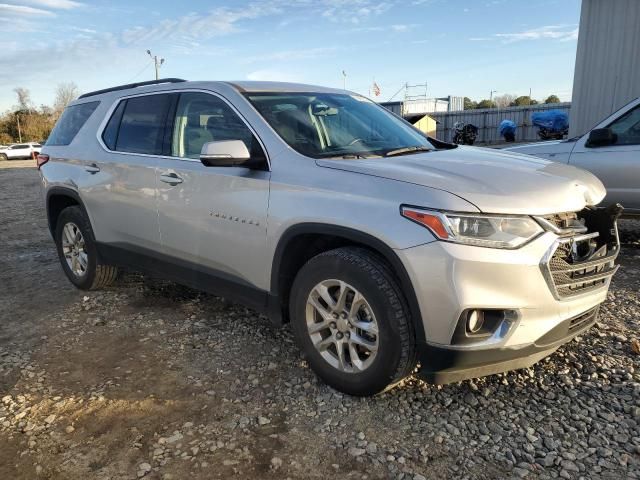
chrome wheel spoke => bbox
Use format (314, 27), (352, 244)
(351, 318), (379, 335)
(348, 342), (365, 371)
(314, 335), (334, 352)
(308, 319), (331, 335)
(349, 333), (378, 353)
(348, 291), (365, 318)
(335, 341), (348, 371)
(316, 284), (336, 310)
(307, 295), (332, 320)
(335, 281), (350, 312)
(78, 251), (88, 270)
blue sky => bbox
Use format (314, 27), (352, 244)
(0, 0), (581, 112)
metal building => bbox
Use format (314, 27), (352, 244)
(570, 0), (640, 137)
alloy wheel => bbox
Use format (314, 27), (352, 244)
(305, 279), (379, 373)
(61, 222), (88, 277)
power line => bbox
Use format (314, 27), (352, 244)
(123, 62), (153, 84)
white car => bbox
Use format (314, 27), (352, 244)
(0, 142), (42, 161)
(506, 97), (640, 215)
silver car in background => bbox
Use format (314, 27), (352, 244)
(38, 79), (621, 395)
(506, 97), (640, 215)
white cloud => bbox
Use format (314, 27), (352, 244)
(0, 3), (54, 16)
(321, 1), (391, 24)
(493, 25), (578, 43)
(351, 23), (417, 33)
(121, 4), (283, 45)
(22, 0), (83, 9)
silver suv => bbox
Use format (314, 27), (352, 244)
(39, 78), (621, 396)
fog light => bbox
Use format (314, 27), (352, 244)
(467, 310), (485, 334)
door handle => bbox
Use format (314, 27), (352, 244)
(85, 163), (100, 174)
(160, 172), (183, 185)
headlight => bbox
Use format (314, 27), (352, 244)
(401, 206), (543, 249)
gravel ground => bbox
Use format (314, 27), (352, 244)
(1, 164), (639, 480)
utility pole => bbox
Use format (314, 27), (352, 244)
(147, 50), (165, 80)
(490, 90), (497, 104)
(529, 87), (532, 105)
(341, 70), (347, 90)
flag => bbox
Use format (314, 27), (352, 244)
(372, 82), (381, 97)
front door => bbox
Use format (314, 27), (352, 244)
(155, 91), (271, 303)
(570, 103), (640, 213)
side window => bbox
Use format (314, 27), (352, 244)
(105, 94), (171, 155)
(46, 101), (100, 146)
(171, 92), (265, 160)
(608, 105), (640, 146)
(102, 100), (126, 150)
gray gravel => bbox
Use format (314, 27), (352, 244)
(1, 166), (639, 479)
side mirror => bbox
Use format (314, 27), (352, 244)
(586, 128), (617, 148)
(200, 140), (251, 167)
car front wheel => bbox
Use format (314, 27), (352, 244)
(289, 247), (416, 396)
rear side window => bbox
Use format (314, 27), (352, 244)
(102, 94), (171, 155)
(46, 101), (100, 146)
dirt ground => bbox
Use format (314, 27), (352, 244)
(1, 163), (639, 480)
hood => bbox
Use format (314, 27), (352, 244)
(503, 139), (577, 157)
(316, 146), (606, 215)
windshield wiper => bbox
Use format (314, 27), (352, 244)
(384, 146), (432, 157)
(321, 153), (377, 159)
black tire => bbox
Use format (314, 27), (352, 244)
(289, 247), (416, 396)
(54, 206), (118, 290)
(0, 154), (7, 161)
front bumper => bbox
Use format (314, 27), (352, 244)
(417, 306), (598, 384)
(396, 208), (620, 383)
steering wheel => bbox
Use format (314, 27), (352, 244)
(348, 138), (365, 146)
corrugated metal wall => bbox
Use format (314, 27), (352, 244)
(428, 103), (571, 144)
(570, 0), (640, 137)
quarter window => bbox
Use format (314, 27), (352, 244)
(608, 105), (640, 146)
(46, 101), (100, 146)
(103, 94), (171, 155)
(171, 92), (265, 160)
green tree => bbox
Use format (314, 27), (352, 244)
(476, 99), (496, 109)
(544, 95), (561, 104)
(463, 97), (477, 110)
(510, 96), (535, 106)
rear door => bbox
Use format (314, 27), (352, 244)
(569, 102), (640, 212)
(155, 91), (271, 300)
(83, 93), (172, 252)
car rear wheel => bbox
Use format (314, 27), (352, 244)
(54, 206), (119, 290)
(0, 154), (7, 161)
(289, 247), (416, 396)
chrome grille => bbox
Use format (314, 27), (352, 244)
(541, 226), (619, 300)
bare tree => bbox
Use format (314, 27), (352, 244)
(493, 93), (516, 109)
(53, 82), (80, 114)
(14, 87), (32, 111)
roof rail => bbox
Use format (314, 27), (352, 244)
(78, 78), (187, 99)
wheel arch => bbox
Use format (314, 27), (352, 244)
(46, 187), (90, 238)
(270, 223), (426, 343)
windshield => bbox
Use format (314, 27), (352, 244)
(246, 92), (434, 158)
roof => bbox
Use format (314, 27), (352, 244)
(76, 79), (348, 102)
(226, 81), (345, 94)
